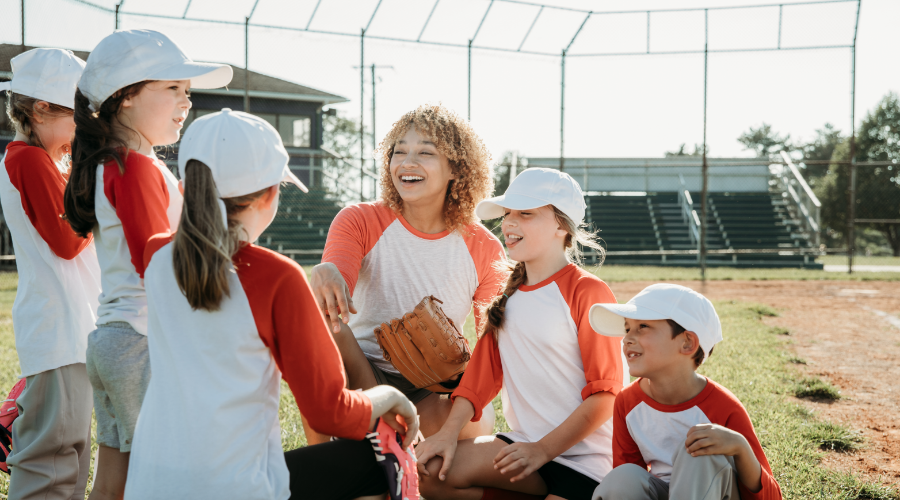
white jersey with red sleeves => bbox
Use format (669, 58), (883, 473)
(322, 201), (506, 374)
(614, 378), (782, 499)
(0, 142), (101, 377)
(126, 239), (372, 500)
(92, 151), (182, 335)
(453, 264), (627, 483)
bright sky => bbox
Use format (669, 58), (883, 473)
(2, 0), (897, 162)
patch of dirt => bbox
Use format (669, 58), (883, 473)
(607, 280), (900, 488)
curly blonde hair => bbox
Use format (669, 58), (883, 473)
(378, 104), (493, 234)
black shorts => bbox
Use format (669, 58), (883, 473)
(496, 435), (599, 500)
(285, 438), (386, 500)
(368, 358), (434, 405)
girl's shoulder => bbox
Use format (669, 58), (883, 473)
(555, 265), (616, 305)
(3, 141), (53, 169)
(234, 244), (306, 280)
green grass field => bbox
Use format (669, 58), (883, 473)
(0, 270), (895, 499)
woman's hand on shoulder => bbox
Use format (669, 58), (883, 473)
(493, 441), (551, 483)
(310, 262), (356, 333)
(415, 428), (459, 480)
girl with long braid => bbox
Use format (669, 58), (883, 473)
(416, 168), (627, 500)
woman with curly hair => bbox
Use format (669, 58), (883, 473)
(307, 104), (506, 444)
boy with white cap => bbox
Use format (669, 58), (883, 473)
(125, 109), (419, 500)
(589, 284), (782, 500)
(61, 29), (232, 499)
(0, 48), (102, 500)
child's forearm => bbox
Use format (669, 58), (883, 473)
(439, 397), (476, 437)
(536, 391), (615, 459)
(734, 442), (763, 493)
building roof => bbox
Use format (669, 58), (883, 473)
(0, 43), (347, 105)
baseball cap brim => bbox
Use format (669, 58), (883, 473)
(283, 169), (309, 193)
(475, 193), (552, 220)
(148, 62), (233, 89)
(589, 303), (670, 337)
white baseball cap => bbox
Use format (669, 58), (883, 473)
(78, 30), (233, 111)
(589, 284), (723, 364)
(476, 168), (586, 224)
(178, 108), (307, 200)
(0, 48), (86, 109)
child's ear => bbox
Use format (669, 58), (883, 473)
(680, 331), (701, 357)
(177, 180), (184, 196)
(258, 184), (279, 210)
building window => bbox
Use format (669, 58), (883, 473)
(291, 117), (311, 148)
(278, 115), (311, 148)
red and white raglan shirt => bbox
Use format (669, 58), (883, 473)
(452, 264), (626, 483)
(93, 150), (182, 334)
(0, 142), (101, 377)
(125, 237), (372, 500)
(614, 378), (782, 499)
(322, 201), (507, 374)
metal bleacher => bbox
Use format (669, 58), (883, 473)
(587, 192), (822, 268)
(256, 187), (343, 264)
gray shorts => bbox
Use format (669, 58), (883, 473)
(85, 322), (150, 452)
(368, 359), (434, 405)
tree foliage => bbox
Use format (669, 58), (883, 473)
(815, 92), (900, 255)
(738, 123), (793, 159)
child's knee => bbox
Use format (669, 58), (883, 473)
(593, 464), (654, 500)
(417, 457), (445, 497)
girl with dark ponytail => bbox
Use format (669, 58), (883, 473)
(126, 109), (420, 500)
(63, 29), (233, 499)
(417, 168), (625, 500)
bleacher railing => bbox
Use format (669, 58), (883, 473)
(777, 151), (822, 247)
(678, 174), (701, 259)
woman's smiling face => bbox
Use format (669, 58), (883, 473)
(389, 127), (456, 205)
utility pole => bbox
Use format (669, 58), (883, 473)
(848, 0), (861, 274)
(467, 39), (472, 122)
(20, 0), (25, 49)
(367, 64), (393, 196)
(115, 4), (120, 29)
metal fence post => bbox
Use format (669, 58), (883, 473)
(467, 39), (472, 122)
(700, 9), (709, 279)
(115, 4), (120, 30)
(560, 49), (565, 172)
(20, 0), (25, 48)
(848, 0), (861, 274)
(244, 17), (250, 113)
(360, 28), (365, 203)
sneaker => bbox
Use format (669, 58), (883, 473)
(367, 417), (419, 500)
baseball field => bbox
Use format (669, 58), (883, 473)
(0, 266), (896, 499)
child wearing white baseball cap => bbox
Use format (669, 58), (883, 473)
(590, 284), (782, 500)
(124, 109), (419, 500)
(0, 48), (101, 500)
(60, 29), (232, 497)
(418, 167), (627, 500)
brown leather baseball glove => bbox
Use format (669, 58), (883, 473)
(374, 296), (471, 393)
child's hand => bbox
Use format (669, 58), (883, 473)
(415, 429), (458, 480)
(493, 442), (550, 483)
(685, 423), (751, 458)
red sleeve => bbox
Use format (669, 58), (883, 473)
(703, 384), (782, 500)
(560, 268), (624, 400)
(103, 153), (171, 278)
(463, 223), (508, 336)
(143, 233), (173, 270)
(235, 246), (373, 440)
(612, 384), (647, 469)
(321, 202), (396, 296)
(451, 331), (503, 422)
(4, 143), (91, 259)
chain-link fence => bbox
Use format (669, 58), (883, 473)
(1, 0), (886, 273)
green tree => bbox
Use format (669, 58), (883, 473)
(816, 93), (900, 255)
(738, 123), (793, 158)
(665, 143), (706, 157)
(800, 123), (844, 188)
